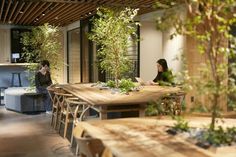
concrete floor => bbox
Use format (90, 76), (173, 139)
(0, 106), (75, 157)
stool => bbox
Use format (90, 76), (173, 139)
(0, 87), (7, 106)
(11, 72), (22, 87)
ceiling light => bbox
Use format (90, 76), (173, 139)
(19, 11), (23, 14)
(42, 12), (45, 16)
(55, 16), (58, 20)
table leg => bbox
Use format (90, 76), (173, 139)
(99, 106), (107, 120)
(139, 104), (147, 117)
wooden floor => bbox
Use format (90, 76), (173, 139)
(0, 106), (75, 157)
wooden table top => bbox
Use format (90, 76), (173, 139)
(60, 83), (181, 106)
(74, 117), (219, 157)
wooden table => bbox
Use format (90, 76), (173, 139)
(73, 118), (217, 157)
(60, 83), (181, 119)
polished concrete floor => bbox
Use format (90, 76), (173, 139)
(0, 106), (75, 157)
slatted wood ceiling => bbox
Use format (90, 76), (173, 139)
(0, 0), (157, 26)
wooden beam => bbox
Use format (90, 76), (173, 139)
(18, 2), (37, 24)
(11, 2), (25, 23)
(36, 3), (65, 24)
(27, 2), (53, 24)
(22, 0), (99, 4)
(54, 4), (94, 26)
(3, 0), (12, 23)
(15, 2), (32, 24)
(24, 2), (46, 24)
(49, 4), (84, 25)
(8, 1), (18, 22)
(0, 0), (5, 20)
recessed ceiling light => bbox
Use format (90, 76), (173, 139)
(42, 13), (45, 16)
(19, 11), (23, 14)
(55, 16), (58, 20)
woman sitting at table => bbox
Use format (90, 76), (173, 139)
(35, 60), (53, 113)
(151, 58), (174, 86)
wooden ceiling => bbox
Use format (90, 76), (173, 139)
(0, 0), (157, 26)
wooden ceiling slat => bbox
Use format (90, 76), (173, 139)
(37, 3), (65, 24)
(8, 1), (18, 22)
(28, 2), (53, 24)
(18, 2), (38, 24)
(15, 2), (32, 24)
(0, 0), (157, 26)
(11, 2), (25, 24)
(24, 2), (47, 24)
(3, 0), (12, 23)
(0, 0), (5, 21)
(49, 4), (87, 25)
(54, 4), (94, 25)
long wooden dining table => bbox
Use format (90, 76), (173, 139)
(60, 83), (181, 119)
(73, 117), (218, 157)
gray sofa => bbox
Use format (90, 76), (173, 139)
(5, 87), (45, 113)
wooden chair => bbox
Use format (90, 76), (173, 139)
(70, 100), (92, 146)
(47, 87), (64, 129)
(54, 91), (74, 131)
(75, 137), (105, 157)
(74, 125), (105, 157)
(73, 124), (111, 157)
(58, 97), (87, 138)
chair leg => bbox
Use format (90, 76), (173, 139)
(51, 112), (54, 126)
(70, 123), (75, 147)
(58, 113), (62, 133)
(75, 143), (79, 156)
(54, 108), (59, 130)
(63, 110), (69, 138)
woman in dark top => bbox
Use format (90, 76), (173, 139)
(153, 59), (174, 85)
(35, 60), (52, 113)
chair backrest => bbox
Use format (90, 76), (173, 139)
(101, 148), (113, 157)
(54, 91), (73, 110)
(75, 137), (105, 157)
(66, 98), (87, 124)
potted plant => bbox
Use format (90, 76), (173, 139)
(88, 7), (139, 91)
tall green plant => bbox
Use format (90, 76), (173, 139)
(21, 23), (62, 86)
(155, 0), (236, 131)
(88, 7), (139, 87)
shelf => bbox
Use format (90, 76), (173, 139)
(0, 63), (35, 67)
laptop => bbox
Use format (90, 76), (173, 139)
(135, 77), (145, 85)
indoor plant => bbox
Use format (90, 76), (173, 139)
(88, 7), (139, 89)
(154, 0), (236, 148)
(21, 23), (63, 87)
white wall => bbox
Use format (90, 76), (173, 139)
(140, 21), (162, 81)
(138, 10), (185, 81)
(162, 29), (185, 74)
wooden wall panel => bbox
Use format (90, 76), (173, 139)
(185, 36), (228, 112)
(0, 29), (10, 63)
